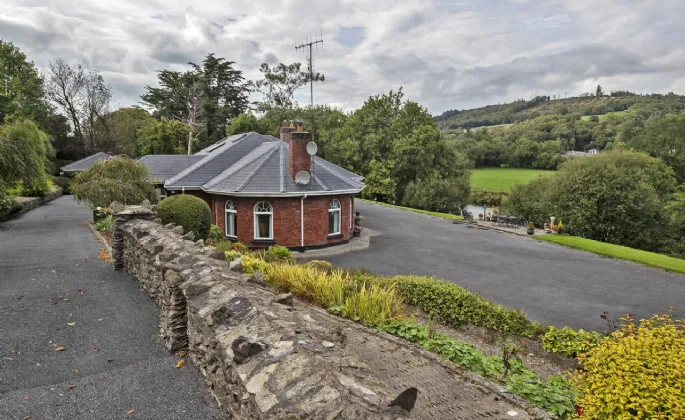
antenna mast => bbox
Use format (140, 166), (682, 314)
(295, 32), (323, 140)
(295, 31), (323, 108)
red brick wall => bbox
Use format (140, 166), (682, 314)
(288, 132), (312, 180)
(211, 194), (354, 249)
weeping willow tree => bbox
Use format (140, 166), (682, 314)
(71, 157), (158, 208)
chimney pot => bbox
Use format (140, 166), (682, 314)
(297, 120), (304, 132)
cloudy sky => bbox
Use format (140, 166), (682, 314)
(2, 0), (685, 114)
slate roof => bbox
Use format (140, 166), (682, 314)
(137, 155), (204, 183)
(140, 132), (364, 196)
(60, 152), (111, 172)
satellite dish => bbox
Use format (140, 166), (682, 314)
(306, 141), (318, 156)
(295, 171), (311, 185)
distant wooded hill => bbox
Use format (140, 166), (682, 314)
(436, 92), (685, 129)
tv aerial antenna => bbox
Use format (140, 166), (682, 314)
(295, 32), (323, 141)
(295, 31), (323, 108)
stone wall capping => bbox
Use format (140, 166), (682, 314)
(112, 208), (546, 420)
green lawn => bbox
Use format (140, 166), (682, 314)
(537, 235), (685, 275)
(359, 199), (463, 221)
(470, 168), (555, 192)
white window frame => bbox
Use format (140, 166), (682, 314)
(253, 201), (273, 240)
(225, 200), (237, 238)
(328, 199), (341, 236)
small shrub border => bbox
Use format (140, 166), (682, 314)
(350, 272), (545, 338)
(157, 195), (212, 240)
(542, 326), (604, 357)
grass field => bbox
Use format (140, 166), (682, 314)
(470, 168), (554, 192)
(360, 199), (463, 221)
(537, 235), (685, 275)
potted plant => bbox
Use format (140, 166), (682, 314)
(353, 225), (362, 237)
(527, 221), (535, 235)
(551, 224), (559, 232)
(486, 210), (492, 222)
(558, 219), (564, 234)
(478, 213), (484, 221)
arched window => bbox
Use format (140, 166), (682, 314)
(254, 201), (273, 240)
(225, 200), (237, 238)
(328, 199), (341, 235)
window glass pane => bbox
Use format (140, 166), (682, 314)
(227, 212), (236, 236)
(257, 214), (271, 238)
(329, 210), (340, 234)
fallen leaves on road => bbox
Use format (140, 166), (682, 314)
(67, 322), (76, 326)
(68, 384), (76, 390)
(107, 359), (114, 363)
(175, 359), (185, 368)
(97, 248), (111, 263)
(127, 408), (136, 415)
(176, 351), (188, 357)
(49, 344), (66, 352)
(24, 395), (28, 401)
(72, 369), (79, 373)
(92, 348), (99, 352)
(17, 296), (24, 300)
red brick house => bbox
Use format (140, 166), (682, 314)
(138, 124), (364, 250)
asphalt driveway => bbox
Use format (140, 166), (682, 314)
(325, 201), (685, 330)
(0, 196), (223, 420)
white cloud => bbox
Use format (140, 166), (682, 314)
(1, 0), (685, 114)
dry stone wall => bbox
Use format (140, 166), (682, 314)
(112, 208), (545, 420)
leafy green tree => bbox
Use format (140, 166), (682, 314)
(0, 40), (51, 126)
(362, 159), (397, 202)
(97, 107), (152, 157)
(71, 157), (158, 208)
(142, 54), (251, 150)
(596, 85), (603, 97)
(630, 112), (685, 183)
(510, 150), (676, 250)
(226, 113), (270, 136)
(256, 62), (324, 109)
(0, 119), (52, 192)
(403, 171), (471, 214)
(136, 118), (191, 155)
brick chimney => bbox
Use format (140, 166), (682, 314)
(280, 121), (296, 143)
(288, 121), (311, 180)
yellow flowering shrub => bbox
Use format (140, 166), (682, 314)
(570, 314), (685, 419)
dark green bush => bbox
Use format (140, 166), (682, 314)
(208, 224), (223, 242)
(51, 176), (71, 194)
(21, 179), (51, 197)
(157, 195), (212, 240)
(358, 274), (544, 338)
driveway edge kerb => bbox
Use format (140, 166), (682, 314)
(86, 220), (112, 256)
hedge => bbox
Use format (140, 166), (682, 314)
(157, 194), (212, 240)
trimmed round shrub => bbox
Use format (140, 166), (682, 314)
(157, 195), (212, 240)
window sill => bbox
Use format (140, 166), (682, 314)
(327, 233), (343, 239)
(225, 235), (238, 241)
(252, 239), (276, 244)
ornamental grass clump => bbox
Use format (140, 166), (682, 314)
(246, 260), (403, 327)
(570, 313), (685, 419)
